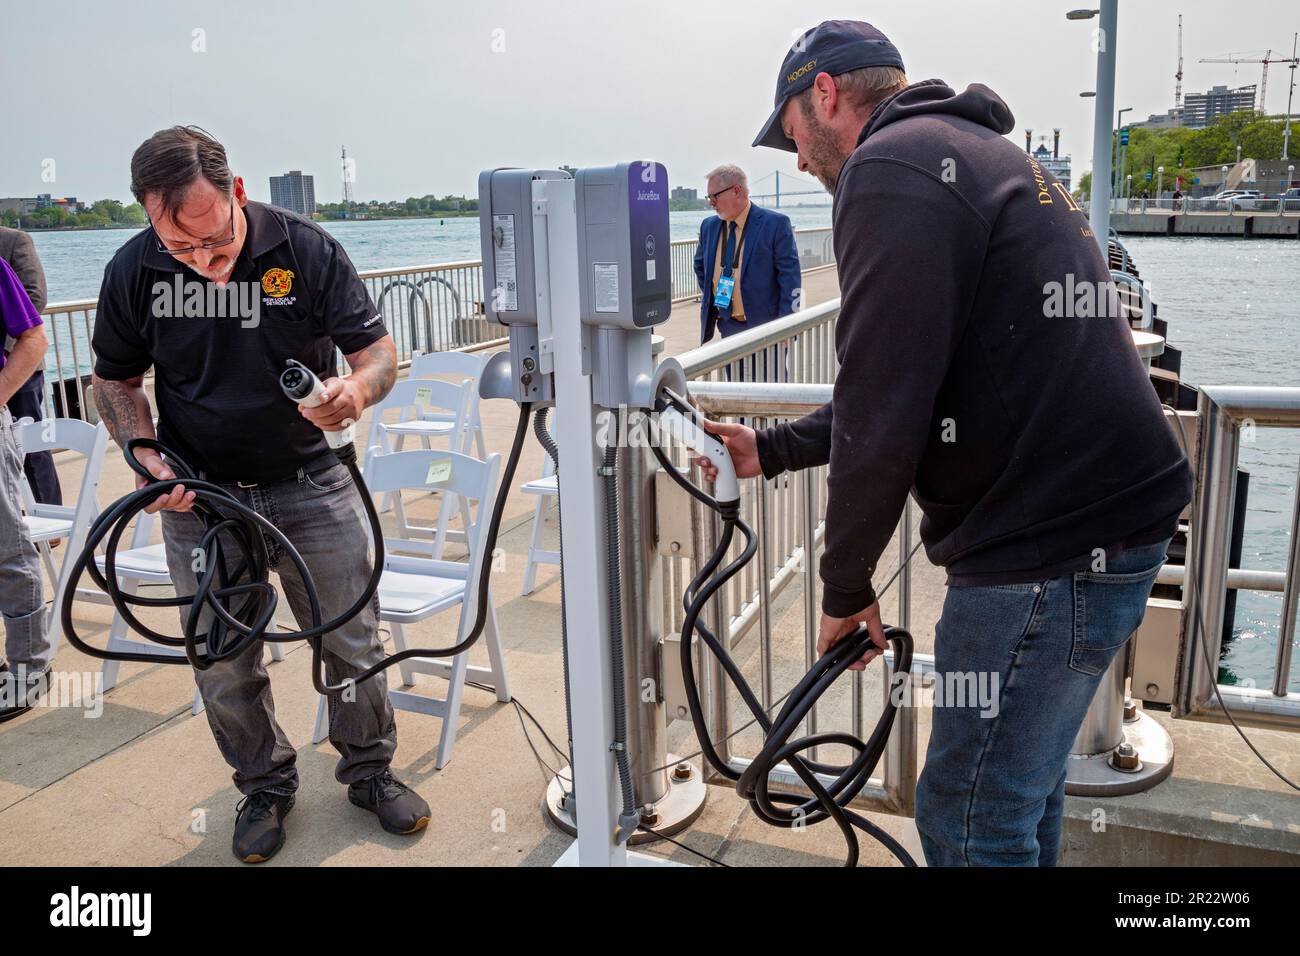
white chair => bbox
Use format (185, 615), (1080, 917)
(88, 510), (204, 716)
(364, 378), (476, 558)
(310, 447), (510, 769)
(13, 417), (109, 656)
(408, 350), (488, 459)
(520, 417), (560, 596)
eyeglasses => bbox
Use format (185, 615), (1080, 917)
(707, 184), (738, 206)
(152, 197), (237, 257)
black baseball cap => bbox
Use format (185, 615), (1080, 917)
(752, 20), (905, 152)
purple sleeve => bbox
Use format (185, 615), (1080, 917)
(0, 257), (42, 340)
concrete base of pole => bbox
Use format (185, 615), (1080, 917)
(1065, 710), (1176, 797)
(544, 753), (708, 845)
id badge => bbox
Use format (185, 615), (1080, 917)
(713, 275), (735, 310)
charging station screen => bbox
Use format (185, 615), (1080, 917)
(627, 164), (671, 327)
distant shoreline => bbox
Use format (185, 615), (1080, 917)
(19, 222), (144, 234)
(318, 212), (478, 223)
(27, 205), (832, 234)
(19, 212), (477, 233)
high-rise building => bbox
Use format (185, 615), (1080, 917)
(1130, 107), (1186, 131)
(671, 186), (698, 201)
(269, 170), (316, 216)
(1182, 85), (1256, 128)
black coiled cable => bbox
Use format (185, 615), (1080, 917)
(649, 435), (917, 867)
(59, 404), (533, 697)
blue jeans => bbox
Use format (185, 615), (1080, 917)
(914, 538), (1170, 866)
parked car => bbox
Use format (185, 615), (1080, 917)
(1230, 191), (1268, 211)
(1201, 189), (1263, 211)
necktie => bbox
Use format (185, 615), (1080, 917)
(720, 221), (736, 318)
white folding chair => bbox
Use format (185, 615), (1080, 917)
(311, 447), (510, 769)
(364, 378), (476, 558)
(85, 510), (202, 716)
(520, 417), (560, 596)
(408, 350), (488, 458)
(13, 418), (108, 656)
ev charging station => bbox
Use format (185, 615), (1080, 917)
(475, 162), (909, 868)
(478, 162), (694, 866)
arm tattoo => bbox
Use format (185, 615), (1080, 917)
(353, 340), (397, 406)
(94, 379), (145, 446)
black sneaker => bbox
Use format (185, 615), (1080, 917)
(348, 768), (430, 835)
(233, 790), (295, 863)
(0, 663), (50, 724)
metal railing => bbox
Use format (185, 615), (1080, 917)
(670, 238), (698, 302)
(36, 226), (836, 420)
(1099, 196), (1300, 215)
(1177, 386), (1300, 729)
(33, 259), (504, 421)
(361, 260), (494, 357)
(658, 299), (924, 815)
(668, 226), (835, 303)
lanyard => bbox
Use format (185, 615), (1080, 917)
(720, 217), (747, 273)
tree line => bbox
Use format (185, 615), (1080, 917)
(1073, 109), (1293, 197)
(1, 198), (146, 230)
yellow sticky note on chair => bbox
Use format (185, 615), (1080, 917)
(414, 386), (433, 406)
(426, 458), (453, 485)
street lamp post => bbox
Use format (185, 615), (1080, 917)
(1126, 173), (1132, 203)
(1157, 165), (1164, 200)
(1072, 3), (1119, 252)
(1117, 108), (1133, 204)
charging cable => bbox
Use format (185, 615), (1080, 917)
(59, 361), (532, 698)
(649, 389), (918, 867)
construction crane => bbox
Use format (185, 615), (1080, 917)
(1200, 49), (1300, 113)
(1175, 14), (1184, 107)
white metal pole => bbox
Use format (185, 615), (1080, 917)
(1284, 34), (1297, 160)
(1119, 137), (1128, 202)
(543, 176), (627, 867)
(1088, 0), (1119, 251)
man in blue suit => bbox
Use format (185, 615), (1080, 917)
(693, 165), (801, 379)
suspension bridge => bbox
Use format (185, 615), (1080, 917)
(747, 170), (829, 206)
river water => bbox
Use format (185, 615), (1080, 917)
(29, 207), (838, 302)
(23, 218), (1298, 692)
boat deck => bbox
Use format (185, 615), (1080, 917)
(2, 267), (1297, 866)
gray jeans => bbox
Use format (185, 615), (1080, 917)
(0, 406), (49, 676)
(160, 459), (395, 796)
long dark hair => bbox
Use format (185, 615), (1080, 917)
(130, 126), (233, 224)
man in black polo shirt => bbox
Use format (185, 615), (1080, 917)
(91, 126), (428, 863)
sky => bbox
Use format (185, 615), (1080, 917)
(2, 0), (1297, 205)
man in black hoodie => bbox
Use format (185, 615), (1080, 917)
(700, 21), (1192, 865)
